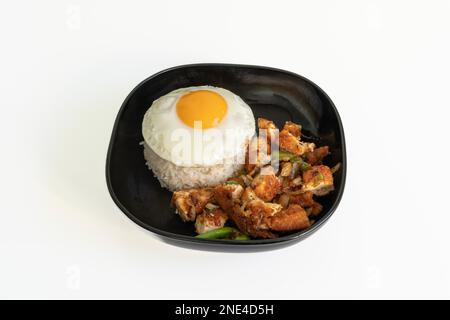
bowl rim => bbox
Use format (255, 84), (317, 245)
(105, 63), (346, 246)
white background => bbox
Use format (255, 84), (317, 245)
(1, 0), (449, 299)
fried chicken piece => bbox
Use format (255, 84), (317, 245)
(282, 121), (301, 138)
(258, 118), (277, 130)
(214, 184), (282, 239)
(228, 200), (282, 238)
(245, 118), (279, 174)
(289, 191), (324, 216)
(289, 191), (315, 207)
(241, 187), (259, 204)
(171, 188), (214, 222)
(304, 146), (329, 165)
(246, 200), (283, 228)
(195, 209), (228, 234)
(213, 183), (244, 213)
(279, 129), (315, 155)
(214, 183), (278, 238)
(251, 173), (281, 202)
(302, 165), (334, 196)
(310, 202), (323, 216)
(245, 136), (271, 174)
(257, 118), (278, 142)
(229, 204), (278, 239)
(268, 204), (311, 232)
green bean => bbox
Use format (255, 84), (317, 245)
(195, 227), (251, 241)
(273, 150), (311, 170)
(299, 161), (311, 172)
(195, 227), (236, 239)
(272, 150), (296, 161)
(233, 234), (251, 241)
(289, 155), (311, 171)
(224, 180), (240, 185)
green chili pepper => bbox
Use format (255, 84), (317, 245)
(224, 180), (240, 185)
(272, 150), (296, 161)
(290, 156), (311, 171)
(233, 234), (251, 241)
(299, 161), (311, 172)
(195, 227), (236, 239)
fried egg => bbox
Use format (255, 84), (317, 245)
(142, 86), (255, 167)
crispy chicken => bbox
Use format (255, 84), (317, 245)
(289, 191), (323, 216)
(213, 183), (244, 213)
(195, 209), (228, 234)
(282, 121), (301, 138)
(245, 136), (271, 174)
(229, 204), (278, 239)
(289, 191), (315, 207)
(304, 146), (329, 165)
(171, 188), (214, 222)
(241, 187), (259, 204)
(302, 165), (334, 196)
(251, 173), (281, 202)
(279, 129), (315, 155)
(257, 118), (278, 143)
(267, 204), (310, 232)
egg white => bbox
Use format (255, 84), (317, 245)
(142, 86), (255, 167)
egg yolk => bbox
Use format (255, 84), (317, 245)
(176, 90), (227, 129)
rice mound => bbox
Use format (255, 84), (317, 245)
(141, 141), (245, 191)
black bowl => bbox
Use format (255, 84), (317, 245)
(106, 63), (346, 250)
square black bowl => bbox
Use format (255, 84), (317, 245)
(106, 63), (346, 250)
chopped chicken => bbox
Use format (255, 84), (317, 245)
(310, 202), (323, 216)
(251, 173), (281, 202)
(241, 187), (259, 204)
(257, 118), (278, 142)
(302, 165), (334, 196)
(268, 204), (311, 232)
(289, 191), (315, 207)
(215, 184), (282, 238)
(228, 200), (282, 238)
(213, 183), (244, 213)
(258, 118), (277, 130)
(195, 209), (228, 234)
(279, 129), (315, 155)
(213, 183), (278, 238)
(245, 136), (271, 174)
(282, 121), (301, 138)
(305, 146), (329, 165)
(229, 204), (277, 239)
(245, 200), (283, 226)
(289, 191), (323, 216)
(171, 188), (214, 222)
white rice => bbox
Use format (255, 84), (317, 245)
(141, 141), (245, 191)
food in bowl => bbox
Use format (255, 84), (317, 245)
(141, 86), (255, 191)
(141, 86), (339, 240)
